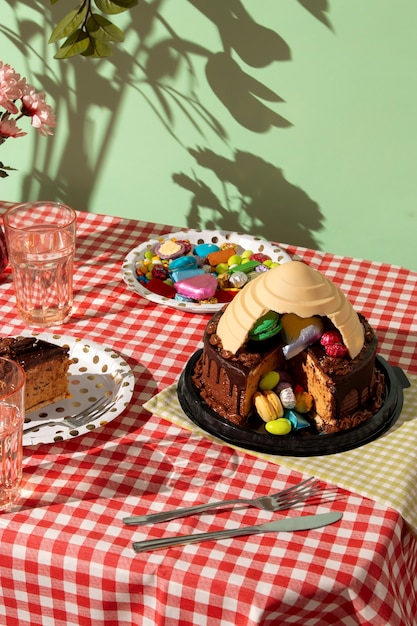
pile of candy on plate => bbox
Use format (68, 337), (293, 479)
(135, 237), (281, 304)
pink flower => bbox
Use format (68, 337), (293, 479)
(21, 85), (56, 136)
(0, 114), (27, 140)
(0, 61), (26, 115)
(0, 60), (55, 177)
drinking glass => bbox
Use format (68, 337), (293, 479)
(0, 227), (8, 275)
(3, 201), (77, 326)
(0, 357), (26, 512)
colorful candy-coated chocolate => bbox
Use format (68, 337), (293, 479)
(265, 417), (292, 435)
(174, 273), (218, 300)
(215, 262), (229, 275)
(259, 371), (280, 391)
(227, 254), (242, 267)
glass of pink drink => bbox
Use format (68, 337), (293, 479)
(0, 357), (26, 511)
(3, 202), (77, 327)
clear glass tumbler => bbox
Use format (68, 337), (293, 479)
(0, 357), (26, 512)
(3, 201), (77, 327)
(0, 227), (8, 275)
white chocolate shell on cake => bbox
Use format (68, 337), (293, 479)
(216, 260), (365, 359)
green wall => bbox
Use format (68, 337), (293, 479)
(1, 1), (416, 270)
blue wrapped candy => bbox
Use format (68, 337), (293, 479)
(285, 409), (311, 430)
(169, 255), (198, 272)
(170, 268), (204, 283)
(194, 243), (220, 257)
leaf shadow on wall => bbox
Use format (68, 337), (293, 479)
(3, 0), (330, 251)
(189, 0), (292, 131)
(173, 148), (324, 249)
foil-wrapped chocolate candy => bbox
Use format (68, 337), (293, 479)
(229, 271), (248, 289)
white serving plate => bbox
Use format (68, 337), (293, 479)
(21, 332), (135, 446)
(122, 229), (292, 314)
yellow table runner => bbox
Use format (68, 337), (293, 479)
(144, 374), (417, 534)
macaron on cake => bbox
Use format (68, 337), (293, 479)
(216, 261), (364, 359)
(191, 261), (385, 435)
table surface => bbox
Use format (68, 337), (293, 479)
(1, 209), (417, 626)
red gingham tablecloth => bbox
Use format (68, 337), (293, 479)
(0, 209), (416, 626)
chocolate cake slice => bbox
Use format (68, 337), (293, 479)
(0, 337), (71, 413)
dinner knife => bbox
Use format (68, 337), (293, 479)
(132, 511), (342, 553)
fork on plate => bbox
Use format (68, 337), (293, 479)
(123, 476), (322, 526)
(23, 395), (113, 435)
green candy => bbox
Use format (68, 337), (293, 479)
(265, 418), (292, 436)
(229, 260), (260, 274)
(241, 249), (253, 259)
(248, 311), (282, 341)
(215, 262), (229, 274)
(227, 254), (242, 267)
(259, 371), (280, 391)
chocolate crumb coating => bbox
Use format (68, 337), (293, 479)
(192, 309), (385, 433)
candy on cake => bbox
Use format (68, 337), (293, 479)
(191, 261), (385, 434)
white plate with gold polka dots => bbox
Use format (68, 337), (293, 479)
(122, 229), (292, 314)
(21, 332), (135, 446)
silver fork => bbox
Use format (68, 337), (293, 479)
(123, 477), (321, 526)
(23, 396), (113, 435)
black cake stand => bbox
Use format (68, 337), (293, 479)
(177, 351), (409, 457)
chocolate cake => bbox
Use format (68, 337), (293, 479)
(191, 261), (385, 434)
(0, 337), (71, 412)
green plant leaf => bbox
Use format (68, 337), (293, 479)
(81, 38), (114, 58)
(94, 0), (138, 15)
(86, 14), (125, 42)
(48, 6), (88, 43)
(53, 30), (92, 59)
